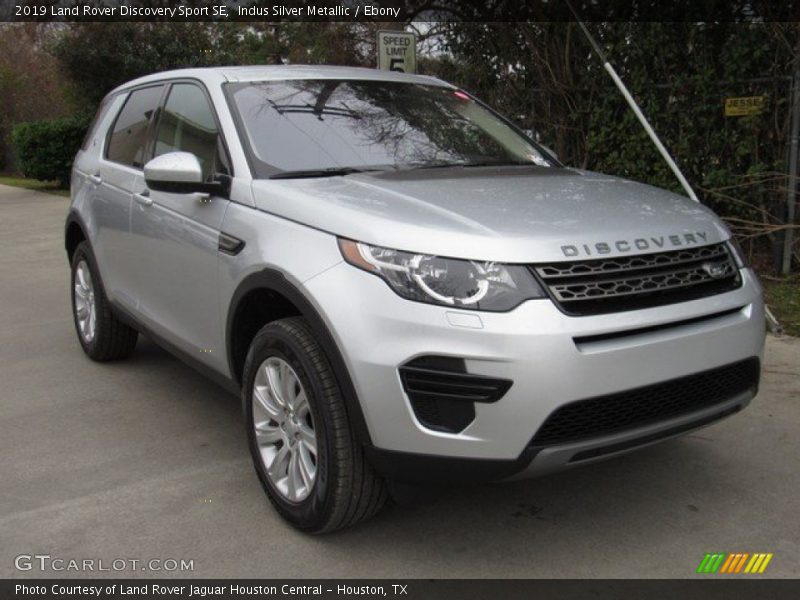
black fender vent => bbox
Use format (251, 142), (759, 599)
(399, 357), (513, 433)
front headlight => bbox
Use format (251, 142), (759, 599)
(338, 239), (545, 311)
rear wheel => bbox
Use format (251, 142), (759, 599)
(243, 317), (387, 533)
(70, 242), (138, 361)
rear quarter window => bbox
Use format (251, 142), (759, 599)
(81, 96), (114, 151)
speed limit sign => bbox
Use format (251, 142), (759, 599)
(377, 31), (417, 74)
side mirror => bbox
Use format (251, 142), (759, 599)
(144, 152), (226, 196)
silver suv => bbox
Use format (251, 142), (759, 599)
(67, 66), (765, 532)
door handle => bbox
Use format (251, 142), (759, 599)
(88, 173), (102, 186)
(134, 190), (152, 207)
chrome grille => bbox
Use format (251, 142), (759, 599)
(533, 243), (741, 316)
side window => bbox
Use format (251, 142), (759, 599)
(153, 83), (229, 180)
(105, 85), (164, 168)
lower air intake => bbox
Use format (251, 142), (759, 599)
(399, 357), (512, 433)
(531, 358), (759, 446)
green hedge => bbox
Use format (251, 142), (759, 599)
(11, 116), (89, 188)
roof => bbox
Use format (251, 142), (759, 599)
(110, 65), (451, 95)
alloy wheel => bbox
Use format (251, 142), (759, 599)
(252, 356), (318, 502)
(74, 260), (97, 343)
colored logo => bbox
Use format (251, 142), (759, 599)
(697, 553), (773, 574)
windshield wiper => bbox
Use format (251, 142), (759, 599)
(270, 167), (378, 179)
(403, 160), (537, 172)
(460, 160), (537, 168)
(462, 160), (536, 167)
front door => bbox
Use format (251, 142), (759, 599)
(129, 82), (232, 370)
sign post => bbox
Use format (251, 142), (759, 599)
(377, 31), (417, 74)
(783, 73), (799, 275)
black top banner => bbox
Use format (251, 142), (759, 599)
(3, 0), (800, 22)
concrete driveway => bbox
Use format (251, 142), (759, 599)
(1, 183), (798, 578)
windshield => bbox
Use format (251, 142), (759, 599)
(225, 79), (553, 177)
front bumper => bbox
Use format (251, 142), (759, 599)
(305, 263), (765, 481)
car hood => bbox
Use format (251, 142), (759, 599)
(250, 166), (730, 263)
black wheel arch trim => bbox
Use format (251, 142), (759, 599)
(65, 210), (91, 260)
(226, 268), (373, 446)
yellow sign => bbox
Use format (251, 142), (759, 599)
(724, 96), (765, 117)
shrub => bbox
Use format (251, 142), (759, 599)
(11, 116), (89, 188)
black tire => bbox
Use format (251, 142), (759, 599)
(70, 241), (138, 361)
(243, 317), (387, 533)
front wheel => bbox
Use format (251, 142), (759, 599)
(242, 317), (387, 533)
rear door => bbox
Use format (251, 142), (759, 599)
(92, 84), (165, 310)
(129, 81), (232, 366)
